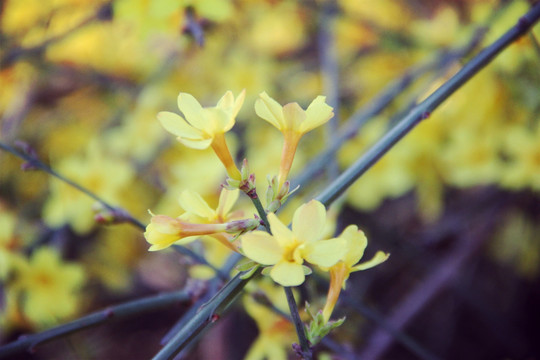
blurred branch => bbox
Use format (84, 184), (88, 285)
(342, 295), (441, 360)
(318, 0), (340, 180)
(358, 199), (506, 359)
(315, 2), (540, 206)
(0, 141), (146, 230)
(0, 287), (196, 359)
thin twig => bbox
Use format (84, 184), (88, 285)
(358, 201), (505, 359)
(0, 141), (146, 230)
(0, 288), (195, 359)
(284, 287), (313, 359)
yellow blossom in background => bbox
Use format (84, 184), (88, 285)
(322, 226), (389, 322)
(158, 90), (245, 180)
(502, 124), (540, 191)
(43, 141), (135, 234)
(9, 247), (86, 328)
(241, 200), (345, 286)
(243, 280), (296, 360)
(255, 92), (333, 189)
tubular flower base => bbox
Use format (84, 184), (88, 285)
(144, 215), (228, 251)
(158, 90), (245, 180)
(322, 226), (389, 322)
(255, 92), (334, 189)
(241, 200), (346, 286)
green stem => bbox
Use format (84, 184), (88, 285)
(316, 2), (540, 207)
(0, 289), (193, 359)
(284, 287), (312, 360)
(250, 195), (271, 233)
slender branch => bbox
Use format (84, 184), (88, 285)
(0, 288), (195, 359)
(284, 287), (312, 360)
(318, 0), (340, 180)
(316, 2), (540, 207)
(0, 141), (146, 230)
(250, 196), (271, 233)
(152, 268), (261, 360)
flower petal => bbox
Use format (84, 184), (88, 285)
(216, 91), (235, 109)
(178, 137), (213, 149)
(178, 190), (216, 220)
(301, 96), (333, 133)
(177, 93), (211, 130)
(241, 231), (282, 265)
(205, 107), (233, 134)
(157, 111), (204, 139)
(255, 92), (285, 130)
(270, 261), (305, 286)
(267, 212), (295, 248)
(338, 225), (368, 267)
(302, 238), (346, 267)
(351, 251), (389, 272)
(292, 200), (326, 243)
(282, 102), (306, 133)
(216, 188), (239, 219)
(231, 89), (246, 118)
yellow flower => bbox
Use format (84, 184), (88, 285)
(145, 188), (256, 252)
(178, 188), (241, 224)
(243, 280), (296, 360)
(178, 188), (244, 251)
(241, 200), (345, 287)
(255, 92), (333, 189)
(144, 215), (228, 251)
(12, 247), (86, 328)
(158, 90), (245, 180)
(322, 226), (389, 322)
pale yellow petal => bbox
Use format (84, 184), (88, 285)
(351, 251), (390, 272)
(292, 200), (326, 243)
(216, 188), (239, 218)
(205, 107), (233, 133)
(178, 190), (216, 220)
(177, 93), (211, 130)
(282, 102), (306, 132)
(339, 225), (368, 267)
(157, 112), (204, 139)
(178, 137), (213, 149)
(270, 261), (305, 286)
(255, 92), (285, 130)
(231, 89), (246, 117)
(267, 212), (295, 248)
(216, 91), (234, 109)
(302, 238), (346, 267)
(241, 231), (282, 265)
(301, 96), (333, 133)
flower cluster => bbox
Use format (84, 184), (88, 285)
(145, 90), (388, 326)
